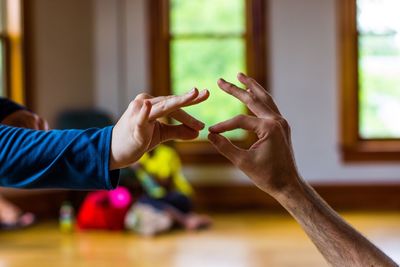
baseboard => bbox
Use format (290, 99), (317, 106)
(3, 183), (400, 219)
(193, 184), (400, 212)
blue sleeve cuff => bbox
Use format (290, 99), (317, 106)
(103, 126), (120, 190)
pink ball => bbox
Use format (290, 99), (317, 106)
(109, 187), (132, 209)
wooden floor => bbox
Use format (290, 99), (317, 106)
(0, 212), (399, 267)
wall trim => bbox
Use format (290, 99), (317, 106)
(3, 183), (400, 219)
(193, 183), (400, 211)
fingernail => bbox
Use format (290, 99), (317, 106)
(190, 87), (197, 93)
(200, 89), (210, 97)
(194, 121), (205, 130)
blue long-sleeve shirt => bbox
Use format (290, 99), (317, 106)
(0, 125), (120, 189)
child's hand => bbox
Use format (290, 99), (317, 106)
(110, 89), (209, 169)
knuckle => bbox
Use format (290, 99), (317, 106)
(242, 93), (253, 104)
(248, 78), (257, 87)
(247, 89), (257, 101)
(227, 83), (235, 90)
(135, 93), (150, 100)
(236, 114), (246, 121)
(234, 155), (244, 167)
(158, 101), (167, 111)
(129, 99), (143, 109)
(32, 114), (41, 122)
(262, 93), (272, 104)
(261, 120), (271, 129)
(278, 118), (290, 131)
(235, 154), (248, 169)
(268, 119), (280, 132)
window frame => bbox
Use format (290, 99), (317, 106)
(148, 0), (268, 164)
(338, 0), (400, 162)
(0, 0), (26, 105)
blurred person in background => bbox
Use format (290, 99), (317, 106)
(0, 97), (47, 229)
(124, 142), (211, 236)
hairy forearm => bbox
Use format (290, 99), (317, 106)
(274, 178), (398, 267)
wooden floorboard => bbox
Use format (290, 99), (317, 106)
(0, 212), (399, 267)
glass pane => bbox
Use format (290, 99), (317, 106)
(171, 38), (246, 139)
(170, 0), (245, 35)
(358, 0), (400, 138)
(0, 40), (5, 97)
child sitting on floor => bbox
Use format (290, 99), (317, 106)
(124, 144), (211, 236)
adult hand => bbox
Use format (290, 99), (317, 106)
(110, 88), (209, 170)
(209, 74), (398, 267)
(208, 73), (300, 197)
(1, 110), (49, 130)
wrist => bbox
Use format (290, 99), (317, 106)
(273, 176), (309, 207)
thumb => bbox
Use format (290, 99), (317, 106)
(208, 133), (243, 164)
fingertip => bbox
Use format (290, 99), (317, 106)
(201, 89), (210, 98)
(237, 72), (248, 83)
(196, 89), (210, 102)
(198, 121), (205, 130)
(186, 87), (199, 100)
(190, 120), (205, 131)
(191, 87), (199, 94)
(192, 129), (200, 139)
(207, 133), (217, 143)
(209, 132), (224, 141)
(181, 125), (199, 140)
(208, 126), (217, 133)
(237, 72), (247, 78)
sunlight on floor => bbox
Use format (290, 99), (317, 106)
(0, 212), (399, 267)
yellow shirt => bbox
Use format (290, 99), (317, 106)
(139, 145), (193, 197)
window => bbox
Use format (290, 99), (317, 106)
(148, 0), (268, 163)
(339, 0), (400, 161)
(0, 0), (7, 97)
(0, 0), (25, 104)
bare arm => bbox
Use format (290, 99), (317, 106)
(208, 73), (398, 267)
(278, 180), (396, 266)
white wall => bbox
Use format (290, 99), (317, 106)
(270, 0), (400, 184)
(83, 0), (400, 183)
(30, 0), (95, 125)
(94, 0), (147, 120)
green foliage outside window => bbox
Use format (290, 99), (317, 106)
(358, 0), (400, 138)
(170, 0), (246, 139)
